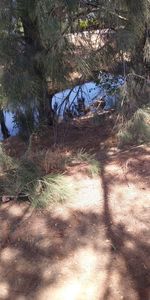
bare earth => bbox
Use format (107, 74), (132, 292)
(0, 142), (150, 300)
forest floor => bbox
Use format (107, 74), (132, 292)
(0, 118), (150, 300)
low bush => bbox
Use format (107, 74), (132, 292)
(27, 147), (70, 174)
(117, 108), (150, 148)
(0, 144), (100, 207)
(0, 143), (15, 171)
(30, 174), (73, 208)
(13, 109), (36, 140)
(0, 146), (73, 207)
(73, 149), (100, 176)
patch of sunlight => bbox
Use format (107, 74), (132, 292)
(71, 178), (102, 208)
(7, 204), (26, 217)
(38, 279), (82, 300)
(38, 246), (108, 300)
(74, 247), (98, 273)
(0, 282), (9, 299)
(105, 163), (121, 173)
(107, 147), (119, 156)
(38, 278), (99, 300)
(125, 240), (135, 250)
(125, 184), (139, 197)
(29, 217), (48, 235)
(112, 183), (150, 203)
(48, 206), (72, 220)
(1, 247), (20, 263)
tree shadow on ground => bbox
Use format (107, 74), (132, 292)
(113, 146), (150, 187)
(0, 148), (149, 300)
(0, 202), (106, 299)
(99, 150), (150, 300)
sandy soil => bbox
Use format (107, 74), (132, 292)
(0, 142), (149, 300)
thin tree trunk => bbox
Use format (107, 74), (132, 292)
(38, 92), (56, 125)
(0, 110), (10, 139)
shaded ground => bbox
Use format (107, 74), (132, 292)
(2, 114), (115, 158)
(0, 141), (149, 300)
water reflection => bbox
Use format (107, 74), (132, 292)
(52, 75), (124, 116)
(0, 74), (124, 140)
(0, 111), (18, 141)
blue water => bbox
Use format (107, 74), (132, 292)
(0, 111), (18, 141)
(52, 82), (102, 116)
(0, 74), (124, 140)
(52, 75), (124, 115)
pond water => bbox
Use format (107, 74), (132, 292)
(0, 73), (124, 140)
(52, 74), (124, 116)
(0, 111), (18, 141)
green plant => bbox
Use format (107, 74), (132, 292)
(0, 145), (74, 207)
(13, 109), (36, 140)
(0, 144), (17, 195)
(30, 174), (73, 208)
(0, 144), (100, 207)
(0, 143), (15, 171)
(2, 158), (41, 197)
(74, 149), (100, 176)
(117, 108), (150, 148)
(26, 148), (71, 174)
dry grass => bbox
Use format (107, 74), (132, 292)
(0, 144), (100, 207)
(25, 147), (100, 177)
(117, 108), (150, 148)
(26, 148), (71, 174)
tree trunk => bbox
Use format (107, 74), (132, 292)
(21, 13), (58, 126)
(38, 91), (56, 125)
(132, 24), (149, 74)
(0, 110), (10, 139)
(48, 92), (56, 125)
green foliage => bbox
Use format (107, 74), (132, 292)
(79, 19), (89, 31)
(79, 18), (99, 30)
(0, 0), (149, 136)
(0, 145), (100, 206)
(13, 108), (37, 139)
(117, 74), (150, 119)
(1, 157), (40, 197)
(118, 108), (150, 148)
(0, 146), (73, 207)
(30, 174), (72, 208)
(117, 73), (150, 147)
(74, 149), (100, 176)
(0, 0), (75, 126)
(144, 37), (150, 64)
(0, 143), (15, 171)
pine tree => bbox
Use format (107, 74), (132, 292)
(0, 0), (80, 122)
(0, 0), (149, 136)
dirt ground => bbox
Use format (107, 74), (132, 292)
(0, 124), (150, 300)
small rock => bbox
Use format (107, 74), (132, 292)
(2, 195), (18, 203)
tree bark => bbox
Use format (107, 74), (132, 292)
(22, 15), (54, 125)
(0, 110), (10, 139)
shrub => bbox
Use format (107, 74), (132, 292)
(0, 146), (73, 207)
(0, 143), (15, 171)
(1, 158), (41, 197)
(73, 149), (100, 176)
(13, 109), (36, 140)
(0, 144), (100, 207)
(30, 174), (73, 208)
(27, 148), (70, 174)
(117, 108), (150, 148)
(26, 147), (100, 177)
